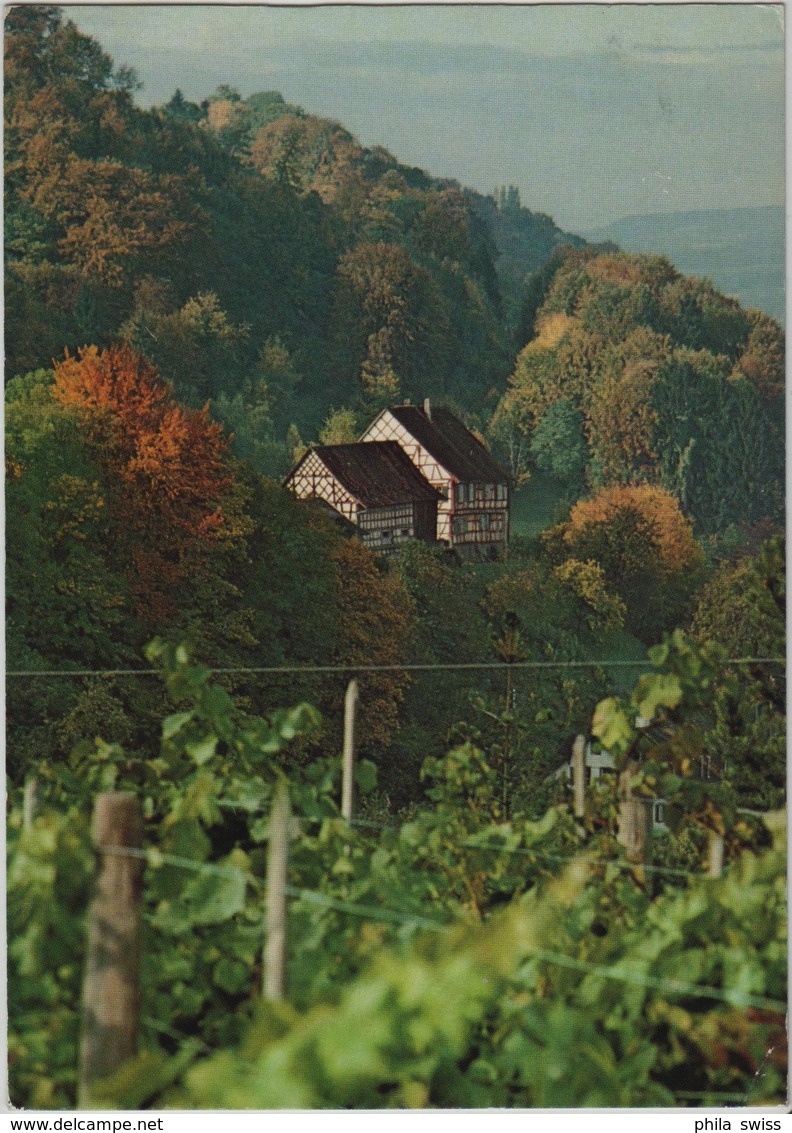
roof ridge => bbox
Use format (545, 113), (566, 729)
(291, 437), (441, 508)
(313, 439), (402, 453)
(386, 403), (507, 482)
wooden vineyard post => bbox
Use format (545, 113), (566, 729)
(263, 779), (290, 1002)
(78, 792), (143, 1108)
(341, 678), (359, 823)
(616, 762), (652, 876)
(708, 830), (725, 878)
(22, 776), (37, 831)
(571, 735), (586, 819)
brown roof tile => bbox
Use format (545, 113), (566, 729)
(387, 404), (507, 483)
(293, 442), (441, 508)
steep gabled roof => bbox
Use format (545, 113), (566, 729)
(291, 442), (441, 509)
(386, 404), (507, 483)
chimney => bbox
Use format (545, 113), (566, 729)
(423, 398), (431, 421)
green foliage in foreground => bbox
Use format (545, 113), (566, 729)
(7, 638), (787, 1109)
(164, 830), (787, 1110)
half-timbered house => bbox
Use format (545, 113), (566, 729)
(360, 400), (510, 557)
(284, 441), (441, 554)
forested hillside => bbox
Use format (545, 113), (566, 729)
(7, 4), (786, 800)
(585, 207), (785, 325)
(491, 247), (784, 542)
(7, 3), (785, 790)
(5, 7), (579, 461)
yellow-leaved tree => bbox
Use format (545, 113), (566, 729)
(545, 484), (705, 642)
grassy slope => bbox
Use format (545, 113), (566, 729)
(509, 473), (570, 540)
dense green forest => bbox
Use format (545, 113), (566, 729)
(585, 207), (785, 325)
(5, 5), (582, 458)
(5, 7), (786, 1110)
(490, 248), (784, 540)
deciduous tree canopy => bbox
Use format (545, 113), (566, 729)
(545, 485), (705, 641)
(493, 249), (784, 540)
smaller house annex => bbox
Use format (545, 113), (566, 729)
(284, 441), (441, 554)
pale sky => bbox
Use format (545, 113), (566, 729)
(65, 3), (785, 230)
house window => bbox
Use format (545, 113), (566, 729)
(654, 801), (666, 825)
(484, 484), (495, 501)
(700, 754), (715, 780)
(496, 484), (506, 502)
(481, 513), (491, 531)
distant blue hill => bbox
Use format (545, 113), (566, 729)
(584, 206), (784, 324)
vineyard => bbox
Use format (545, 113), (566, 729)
(7, 635), (787, 1110)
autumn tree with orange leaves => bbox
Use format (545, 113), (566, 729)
(6, 359), (416, 784)
(545, 484), (705, 641)
(564, 485), (702, 571)
(53, 344), (243, 624)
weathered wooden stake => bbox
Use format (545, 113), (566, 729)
(616, 762), (652, 876)
(708, 830), (725, 878)
(571, 735), (586, 819)
(22, 776), (38, 831)
(263, 779), (290, 1002)
(341, 678), (359, 823)
(78, 792), (143, 1108)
